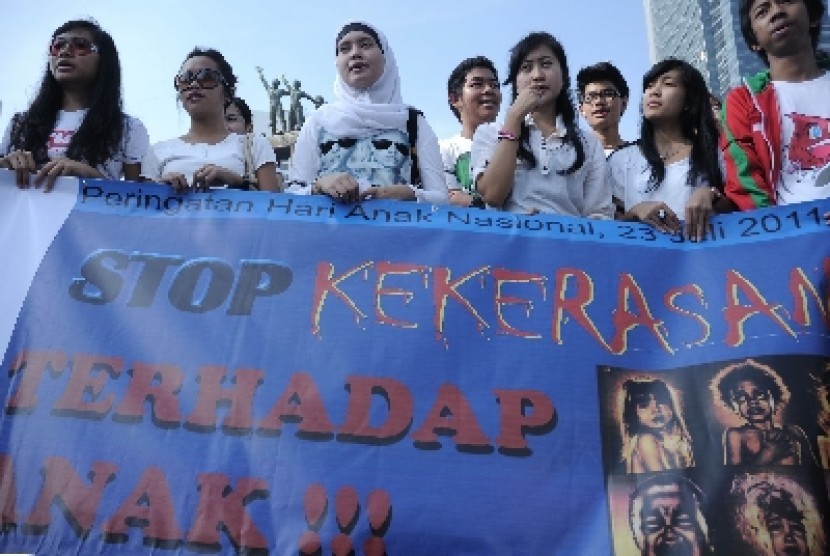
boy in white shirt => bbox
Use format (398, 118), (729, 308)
(722, 0), (830, 210)
(439, 57), (502, 208)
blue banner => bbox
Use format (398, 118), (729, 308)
(1, 177), (829, 555)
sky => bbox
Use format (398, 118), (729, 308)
(0, 0), (653, 146)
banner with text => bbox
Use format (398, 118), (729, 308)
(1, 174), (829, 555)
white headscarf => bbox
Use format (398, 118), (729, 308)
(315, 21), (409, 137)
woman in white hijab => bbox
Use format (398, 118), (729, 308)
(289, 21), (447, 204)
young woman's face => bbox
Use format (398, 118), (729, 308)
(636, 393), (673, 431)
(643, 68), (686, 124)
(49, 28), (100, 86)
(225, 103), (250, 134)
(336, 30), (384, 90)
(515, 44), (563, 109)
(175, 56), (227, 117)
(733, 379), (773, 423)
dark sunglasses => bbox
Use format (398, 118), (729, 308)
(49, 37), (98, 57)
(174, 68), (227, 91)
(320, 137), (358, 154)
(372, 139), (408, 155)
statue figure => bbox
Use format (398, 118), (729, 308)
(256, 66), (288, 135)
(282, 76), (316, 131)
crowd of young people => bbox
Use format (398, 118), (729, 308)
(1, 0), (828, 238)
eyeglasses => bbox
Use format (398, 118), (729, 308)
(580, 89), (621, 104)
(465, 78), (500, 91)
(371, 139), (408, 155)
(49, 37), (98, 57)
(320, 137), (358, 154)
(173, 68), (227, 91)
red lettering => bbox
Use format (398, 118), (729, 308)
(101, 466), (183, 546)
(257, 372), (335, 436)
(186, 474), (268, 551)
(432, 265), (490, 341)
(113, 362), (184, 426)
(789, 266), (829, 328)
(551, 268), (609, 349)
(338, 376), (413, 443)
(374, 261), (428, 328)
(493, 389), (556, 453)
(53, 354), (123, 418)
(7, 351), (67, 412)
(665, 284), (711, 347)
(608, 273), (673, 355)
(185, 367), (264, 433)
(25, 457), (116, 536)
(0, 454), (17, 529)
(492, 268), (545, 339)
(310, 261), (372, 336)
(411, 384), (490, 451)
(724, 270), (796, 346)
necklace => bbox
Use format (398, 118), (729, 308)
(660, 145), (684, 161)
(656, 129), (689, 162)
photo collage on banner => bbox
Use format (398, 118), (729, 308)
(599, 355), (830, 555)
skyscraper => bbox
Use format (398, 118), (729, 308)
(644, 0), (830, 98)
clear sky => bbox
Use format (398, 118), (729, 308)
(0, 0), (653, 145)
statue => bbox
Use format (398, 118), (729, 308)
(282, 76), (316, 132)
(256, 66), (288, 135)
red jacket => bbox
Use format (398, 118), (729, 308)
(721, 61), (830, 210)
(721, 70), (782, 210)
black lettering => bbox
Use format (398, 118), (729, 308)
(168, 259), (234, 313)
(68, 249), (130, 305)
(227, 261), (293, 316)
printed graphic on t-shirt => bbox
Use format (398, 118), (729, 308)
(786, 113), (830, 171)
(778, 111), (830, 203)
(317, 129), (412, 186)
(454, 152), (473, 192)
(47, 128), (75, 159)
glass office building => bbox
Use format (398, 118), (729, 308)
(644, 0), (830, 98)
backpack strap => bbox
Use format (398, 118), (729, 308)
(407, 107), (423, 187)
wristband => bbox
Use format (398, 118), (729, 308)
(497, 129), (519, 142)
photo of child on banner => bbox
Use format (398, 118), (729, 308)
(599, 355), (830, 555)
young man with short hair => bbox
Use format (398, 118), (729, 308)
(440, 57), (502, 207)
(722, 0), (830, 210)
(576, 62), (630, 156)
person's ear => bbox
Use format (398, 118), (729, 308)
(449, 92), (463, 111)
(620, 97), (629, 116)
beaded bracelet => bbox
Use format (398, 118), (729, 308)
(497, 129), (519, 142)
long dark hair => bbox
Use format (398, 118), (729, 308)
(505, 32), (583, 175)
(11, 19), (125, 168)
(639, 58), (723, 193)
(179, 47), (237, 107)
(622, 379), (683, 437)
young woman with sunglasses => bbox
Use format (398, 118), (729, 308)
(140, 48), (281, 192)
(608, 59), (724, 241)
(472, 32), (613, 217)
(288, 21), (447, 203)
(0, 19), (149, 191)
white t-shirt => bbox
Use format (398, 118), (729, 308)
(0, 109), (149, 180)
(471, 117), (613, 218)
(609, 145), (707, 217)
(439, 134), (474, 193)
(140, 133), (276, 187)
(288, 111), (448, 204)
(774, 72), (830, 205)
